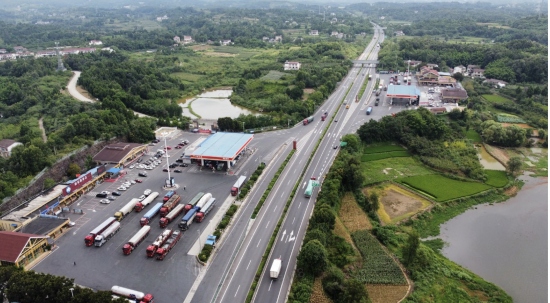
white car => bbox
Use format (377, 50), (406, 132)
(129, 164), (136, 169)
(145, 166), (153, 170)
(144, 189), (152, 196)
(138, 195), (146, 201)
(100, 191), (110, 195)
(130, 180), (136, 185)
(122, 182), (131, 187)
(117, 186), (127, 191)
(100, 199), (111, 204)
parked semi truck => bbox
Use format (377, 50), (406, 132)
(146, 229), (173, 258)
(302, 116), (314, 125)
(155, 230), (182, 260)
(94, 221), (121, 247)
(270, 258), (282, 279)
(230, 176), (247, 196)
(115, 198), (140, 221)
(84, 217), (116, 246)
(140, 202), (163, 226)
(111, 286), (154, 303)
(184, 192), (205, 214)
(163, 190), (175, 202)
(134, 192), (159, 212)
(160, 194), (181, 217)
(195, 198), (216, 222)
(159, 204), (185, 228)
(179, 207), (197, 230)
(122, 225), (151, 255)
(195, 193), (212, 210)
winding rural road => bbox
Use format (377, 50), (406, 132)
(67, 71), (150, 117)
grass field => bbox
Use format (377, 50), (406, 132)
(361, 157), (434, 185)
(261, 70), (287, 81)
(484, 170), (509, 187)
(476, 22), (511, 29)
(366, 285), (409, 303)
(363, 143), (406, 154)
(446, 36), (488, 44)
(465, 130), (482, 143)
(362, 151), (411, 162)
(309, 276), (333, 303)
(482, 94), (513, 103)
(398, 174), (493, 202)
(338, 192), (372, 231)
(496, 113), (526, 123)
(171, 72), (203, 82)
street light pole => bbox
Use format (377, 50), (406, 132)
(69, 288), (74, 298)
(242, 122), (245, 133)
(164, 136), (171, 186)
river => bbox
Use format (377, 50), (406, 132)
(439, 175), (548, 303)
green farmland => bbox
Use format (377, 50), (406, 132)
(398, 174), (492, 202)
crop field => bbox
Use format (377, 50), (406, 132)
(333, 217), (357, 249)
(398, 174), (492, 202)
(338, 193), (372, 232)
(476, 22), (511, 29)
(446, 36), (487, 44)
(363, 143), (406, 154)
(484, 170), (509, 187)
(373, 184), (432, 225)
(482, 94), (513, 104)
(309, 276), (334, 303)
(171, 72), (203, 82)
(496, 113), (526, 123)
(261, 70), (287, 81)
(351, 230), (407, 285)
(361, 157), (434, 185)
(361, 151), (411, 162)
(366, 284), (409, 303)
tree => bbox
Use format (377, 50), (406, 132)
(452, 72), (464, 82)
(341, 134), (360, 153)
(127, 118), (155, 143)
(297, 240), (328, 276)
(43, 178), (56, 189)
(341, 279), (369, 303)
(506, 156), (523, 177)
(67, 163), (81, 179)
(403, 231), (420, 266)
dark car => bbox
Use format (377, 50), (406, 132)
(111, 191), (122, 196)
(163, 168), (170, 172)
(334, 119), (338, 123)
(174, 169), (182, 173)
(138, 172), (147, 177)
(175, 145), (183, 149)
(176, 159), (183, 163)
(134, 179), (143, 183)
(333, 145), (338, 149)
(152, 139), (160, 143)
(95, 193), (108, 198)
(180, 163), (189, 167)
(169, 163), (178, 168)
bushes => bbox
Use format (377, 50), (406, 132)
(198, 204), (239, 263)
(238, 163), (265, 200)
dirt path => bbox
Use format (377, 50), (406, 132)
(38, 117), (47, 143)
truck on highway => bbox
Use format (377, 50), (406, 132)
(321, 112), (328, 121)
(230, 176), (247, 196)
(84, 217), (116, 246)
(94, 221), (121, 247)
(140, 202), (163, 226)
(205, 234), (217, 246)
(160, 194), (181, 217)
(270, 258), (282, 279)
(304, 179), (319, 198)
(155, 229), (182, 260)
(379, 79), (385, 90)
(146, 229), (173, 258)
(302, 116), (314, 125)
(195, 198), (216, 222)
(111, 285), (154, 303)
(163, 190), (175, 202)
(114, 198), (140, 221)
(368, 74), (372, 80)
(159, 204), (185, 228)
(134, 192), (159, 212)
(184, 192), (205, 214)
(122, 225), (151, 255)
(178, 207), (197, 230)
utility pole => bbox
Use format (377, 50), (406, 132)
(242, 122), (245, 133)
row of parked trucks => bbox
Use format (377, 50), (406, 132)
(111, 285), (154, 303)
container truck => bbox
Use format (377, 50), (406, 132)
(195, 198), (216, 222)
(178, 207), (197, 230)
(230, 176), (247, 196)
(111, 286), (154, 303)
(302, 116), (314, 125)
(163, 190), (175, 202)
(159, 204), (185, 228)
(195, 193), (212, 210)
(155, 230), (182, 260)
(84, 217), (116, 246)
(134, 192), (159, 212)
(115, 198), (140, 221)
(270, 258), (282, 279)
(140, 202), (163, 226)
(159, 194), (181, 217)
(184, 192), (205, 214)
(146, 229), (173, 258)
(94, 221), (121, 247)
(122, 225), (151, 255)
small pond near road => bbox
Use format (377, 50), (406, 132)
(180, 89), (256, 120)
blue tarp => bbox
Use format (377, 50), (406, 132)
(107, 167), (121, 174)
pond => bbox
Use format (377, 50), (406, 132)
(180, 89), (255, 120)
(477, 145), (506, 171)
(439, 174), (548, 303)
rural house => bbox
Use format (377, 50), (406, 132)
(284, 61), (301, 71)
(0, 139), (23, 158)
(440, 88), (468, 103)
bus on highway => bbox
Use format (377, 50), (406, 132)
(304, 179), (320, 198)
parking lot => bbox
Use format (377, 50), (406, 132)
(33, 130), (255, 303)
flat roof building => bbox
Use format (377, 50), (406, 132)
(190, 132), (253, 168)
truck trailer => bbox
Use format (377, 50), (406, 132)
(140, 202), (163, 226)
(159, 194), (181, 217)
(155, 230), (182, 260)
(178, 207), (197, 230)
(302, 116), (314, 125)
(159, 204), (185, 228)
(84, 217), (116, 246)
(230, 176), (247, 196)
(122, 225), (151, 255)
(195, 198), (216, 222)
(94, 221), (121, 247)
(163, 190), (175, 202)
(146, 229), (173, 258)
(134, 192), (159, 212)
(184, 192), (205, 214)
(111, 286), (154, 303)
(115, 198), (140, 221)
(194, 193), (212, 210)
(270, 258), (282, 279)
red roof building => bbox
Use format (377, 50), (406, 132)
(0, 231), (49, 267)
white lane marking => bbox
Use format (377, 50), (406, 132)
(266, 221), (270, 228)
(235, 285), (240, 297)
(246, 260), (252, 270)
(257, 239), (261, 247)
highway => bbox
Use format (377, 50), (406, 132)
(190, 25), (394, 303)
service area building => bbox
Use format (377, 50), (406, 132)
(190, 132), (253, 170)
(386, 85), (421, 105)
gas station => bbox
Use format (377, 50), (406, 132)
(190, 132), (254, 171)
(386, 85), (421, 106)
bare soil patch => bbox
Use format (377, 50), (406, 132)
(333, 217), (358, 252)
(372, 184), (432, 225)
(190, 45), (211, 51)
(303, 88), (315, 94)
(338, 192), (372, 231)
(483, 144), (510, 164)
(504, 185), (518, 196)
(366, 284), (409, 303)
(309, 275), (333, 303)
(76, 86), (93, 100)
